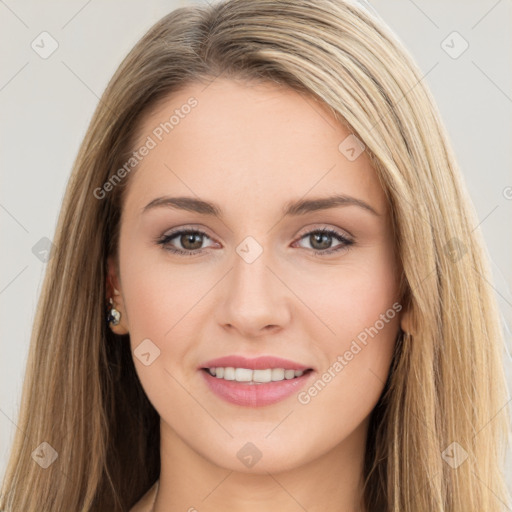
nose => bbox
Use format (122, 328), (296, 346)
(215, 247), (291, 338)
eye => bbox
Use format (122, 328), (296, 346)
(156, 228), (215, 256)
(155, 226), (354, 257)
(294, 228), (354, 256)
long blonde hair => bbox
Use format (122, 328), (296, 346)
(1, 0), (510, 510)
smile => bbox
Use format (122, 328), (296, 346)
(200, 367), (315, 407)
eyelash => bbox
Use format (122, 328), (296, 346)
(155, 227), (354, 257)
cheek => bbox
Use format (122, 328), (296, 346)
(297, 245), (400, 413)
(295, 293), (399, 451)
(122, 270), (209, 395)
(120, 236), (212, 340)
(298, 245), (399, 340)
(119, 261), (209, 411)
(116, 239), (205, 397)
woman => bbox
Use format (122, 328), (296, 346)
(1, 0), (510, 510)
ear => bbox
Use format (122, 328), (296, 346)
(106, 255), (129, 335)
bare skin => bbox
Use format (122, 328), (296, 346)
(106, 77), (410, 512)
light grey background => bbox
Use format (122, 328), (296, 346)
(1, 0), (511, 498)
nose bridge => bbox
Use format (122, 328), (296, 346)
(233, 243), (271, 295)
(231, 239), (278, 307)
(217, 236), (290, 334)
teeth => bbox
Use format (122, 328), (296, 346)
(284, 369), (296, 380)
(235, 368), (252, 382)
(207, 367), (306, 383)
(224, 367), (235, 380)
(271, 368), (284, 381)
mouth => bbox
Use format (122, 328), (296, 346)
(199, 366), (316, 407)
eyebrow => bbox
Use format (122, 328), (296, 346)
(141, 194), (380, 218)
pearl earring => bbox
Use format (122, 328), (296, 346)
(107, 297), (121, 326)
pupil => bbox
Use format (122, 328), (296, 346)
(311, 233), (331, 250)
(182, 233), (202, 250)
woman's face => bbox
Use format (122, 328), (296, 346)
(108, 77), (405, 474)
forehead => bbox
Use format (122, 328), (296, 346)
(123, 78), (387, 219)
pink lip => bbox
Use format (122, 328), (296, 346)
(200, 368), (315, 407)
(199, 355), (315, 407)
(199, 355), (312, 371)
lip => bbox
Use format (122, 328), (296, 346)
(199, 355), (313, 371)
(200, 368), (315, 407)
